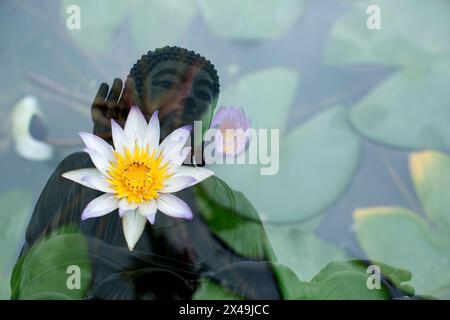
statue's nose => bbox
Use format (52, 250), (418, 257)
(179, 96), (196, 111)
(179, 75), (197, 97)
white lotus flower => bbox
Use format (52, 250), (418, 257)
(62, 106), (214, 250)
(11, 96), (54, 161)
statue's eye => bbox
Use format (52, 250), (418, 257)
(152, 80), (178, 90)
(195, 90), (211, 103)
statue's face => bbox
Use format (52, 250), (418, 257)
(141, 60), (217, 138)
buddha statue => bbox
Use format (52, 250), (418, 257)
(13, 46), (281, 300)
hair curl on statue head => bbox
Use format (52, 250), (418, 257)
(129, 46), (220, 98)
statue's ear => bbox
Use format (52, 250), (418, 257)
(192, 94), (218, 167)
(202, 94), (219, 134)
(211, 94), (219, 115)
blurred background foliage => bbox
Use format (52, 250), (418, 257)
(0, 0), (449, 299)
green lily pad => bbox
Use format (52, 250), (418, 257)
(10, 227), (92, 300)
(273, 260), (411, 299)
(325, 0), (450, 67)
(305, 260), (393, 300)
(196, 0), (308, 41)
(130, 0), (197, 54)
(349, 61), (450, 150)
(194, 176), (275, 260)
(0, 278), (10, 300)
(354, 207), (450, 298)
(61, 0), (129, 52)
(0, 190), (32, 299)
(192, 279), (244, 300)
(271, 262), (311, 299)
(266, 226), (350, 281)
(194, 260), (410, 299)
(219, 68), (299, 131)
(212, 86), (361, 222)
(62, 0), (197, 53)
(410, 151), (450, 230)
(325, 0), (450, 150)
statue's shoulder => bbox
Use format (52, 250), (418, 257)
(55, 151), (93, 173)
(195, 175), (260, 220)
(197, 175), (238, 193)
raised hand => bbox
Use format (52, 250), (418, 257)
(91, 77), (140, 142)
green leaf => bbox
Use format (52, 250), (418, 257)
(62, 0), (197, 53)
(130, 0), (197, 54)
(306, 261), (392, 300)
(271, 263), (310, 299)
(266, 226), (350, 281)
(410, 151), (450, 230)
(325, 0), (450, 67)
(349, 61), (450, 150)
(354, 207), (450, 298)
(325, 0), (450, 150)
(0, 190), (32, 299)
(194, 261), (410, 300)
(192, 278), (244, 300)
(273, 260), (410, 300)
(0, 278), (11, 300)
(196, 0), (308, 41)
(61, 0), (129, 52)
(194, 177), (275, 260)
(218, 68), (299, 131)
(11, 227), (92, 300)
(212, 105), (361, 222)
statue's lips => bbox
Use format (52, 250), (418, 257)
(158, 102), (183, 118)
(159, 99), (195, 119)
(158, 103), (188, 134)
(155, 97), (198, 134)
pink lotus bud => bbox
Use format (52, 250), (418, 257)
(211, 106), (251, 157)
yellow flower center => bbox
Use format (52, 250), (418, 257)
(124, 162), (150, 189)
(221, 127), (245, 154)
(107, 145), (171, 204)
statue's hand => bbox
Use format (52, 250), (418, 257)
(91, 77), (140, 142)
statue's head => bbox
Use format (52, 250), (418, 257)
(129, 46), (220, 139)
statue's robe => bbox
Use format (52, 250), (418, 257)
(15, 152), (281, 299)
